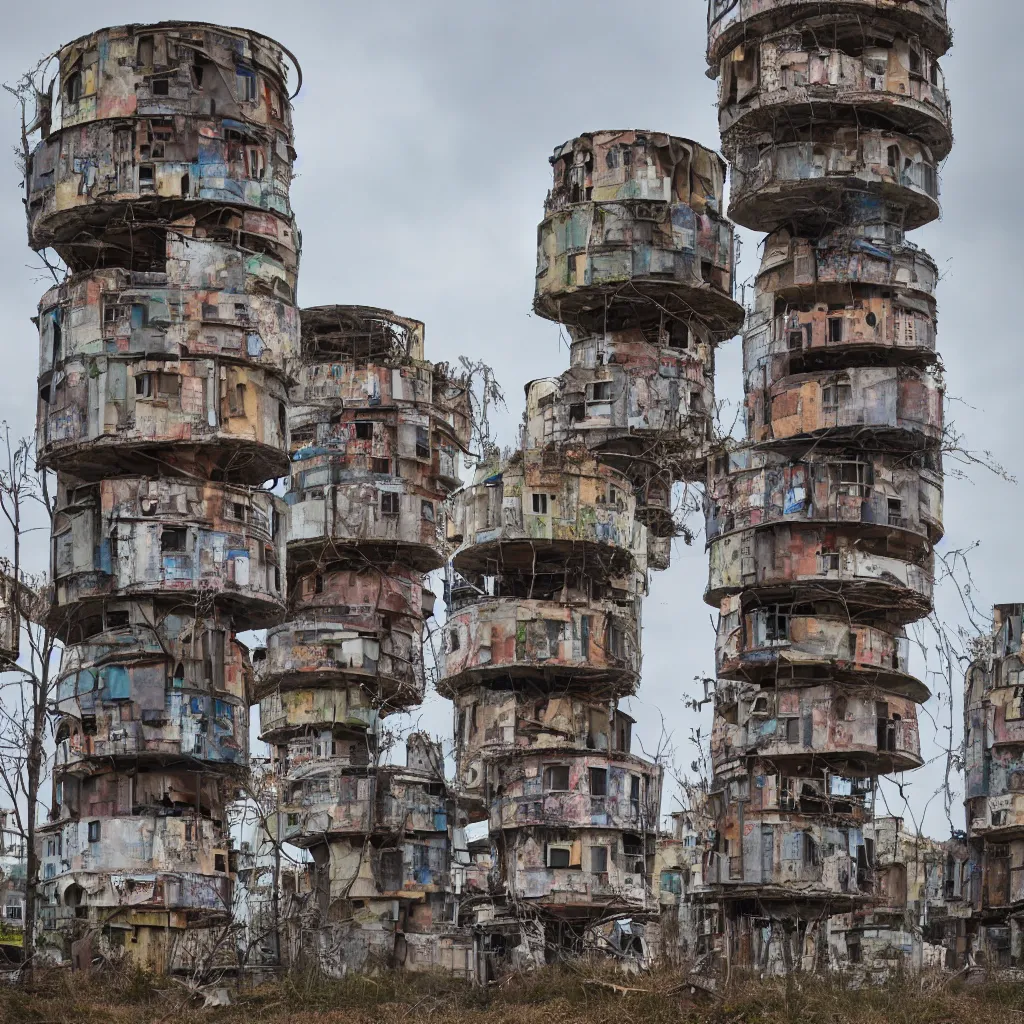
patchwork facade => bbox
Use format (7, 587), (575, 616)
(31, 21), (300, 972)
(255, 305), (472, 972)
(439, 130), (741, 974)
(964, 605), (1024, 967)
(701, 0), (951, 971)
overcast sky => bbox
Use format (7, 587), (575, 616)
(0, 1), (1019, 837)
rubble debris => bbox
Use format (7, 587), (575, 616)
(31, 21), (301, 974)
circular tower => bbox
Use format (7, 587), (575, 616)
(439, 130), (742, 965)
(254, 305), (472, 970)
(31, 22), (299, 972)
(702, 0), (951, 972)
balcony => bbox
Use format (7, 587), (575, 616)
(450, 449), (647, 577)
(711, 682), (924, 773)
(718, 40), (952, 159)
(747, 366), (943, 448)
(286, 453), (446, 572)
(755, 231), (938, 299)
(523, 331), (714, 476)
(707, 0), (952, 67)
(706, 523), (934, 622)
(51, 477), (287, 628)
(715, 599), (926, 700)
(535, 134), (743, 334)
(728, 131), (940, 232)
(257, 687), (378, 744)
(439, 595), (640, 698)
(743, 299), (937, 388)
(704, 801), (875, 903)
(28, 27), (297, 261)
(37, 356), (290, 483)
(36, 814), (232, 908)
(705, 448), (944, 547)
(37, 255), (298, 385)
(260, 619), (424, 710)
(489, 752), (662, 831)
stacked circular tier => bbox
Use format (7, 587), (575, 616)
(254, 305), (471, 970)
(529, 131), (745, 571)
(964, 605), (1024, 965)
(30, 22), (300, 973)
(440, 447), (662, 930)
(701, 0), (951, 971)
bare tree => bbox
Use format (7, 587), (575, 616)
(0, 426), (58, 983)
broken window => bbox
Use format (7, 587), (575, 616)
(764, 607), (789, 643)
(152, 78), (169, 96)
(415, 426), (430, 459)
(449, 630), (460, 652)
(214, 853), (226, 873)
(832, 460), (870, 498)
(589, 767), (608, 796)
(888, 498), (904, 526)
(821, 381), (852, 413)
(803, 832), (819, 867)
(381, 492), (400, 516)
(828, 317), (844, 343)
(819, 548), (840, 573)
(236, 67), (258, 103)
(788, 330), (804, 352)
(135, 373), (154, 399)
(354, 421), (373, 440)
(630, 774), (641, 819)
(161, 528), (186, 553)
(546, 845), (572, 868)
(65, 69), (83, 105)
(668, 321), (690, 349)
(543, 765), (570, 792)
(606, 622), (625, 660)
(877, 701), (895, 751)
(589, 381), (613, 402)
(139, 165), (155, 193)
(590, 846), (608, 873)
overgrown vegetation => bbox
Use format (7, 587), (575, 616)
(5, 964), (1024, 1024)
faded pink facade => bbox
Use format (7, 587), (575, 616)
(700, 0), (950, 973)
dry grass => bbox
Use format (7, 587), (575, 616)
(4, 963), (1024, 1024)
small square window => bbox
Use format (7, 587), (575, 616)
(547, 846), (571, 869)
(354, 421), (373, 440)
(381, 492), (400, 516)
(543, 765), (570, 792)
(590, 381), (613, 402)
(152, 78), (169, 97)
(371, 457), (391, 474)
(161, 528), (186, 553)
